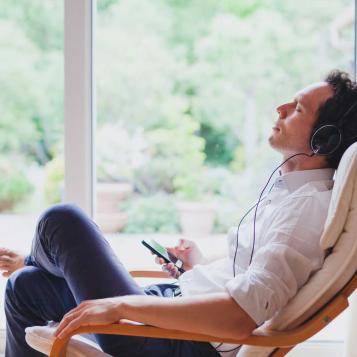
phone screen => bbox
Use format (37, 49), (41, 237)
(142, 239), (178, 264)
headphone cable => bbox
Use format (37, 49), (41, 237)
(233, 151), (314, 277)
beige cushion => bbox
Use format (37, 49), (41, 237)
(238, 142), (357, 356)
(25, 323), (111, 357)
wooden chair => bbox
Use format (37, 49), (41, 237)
(48, 270), (357, 357)
(26, 142), (357, 356)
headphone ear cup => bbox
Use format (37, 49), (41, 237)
(310, 125), (342, 155)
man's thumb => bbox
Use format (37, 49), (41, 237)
(166, 247), (176, 255)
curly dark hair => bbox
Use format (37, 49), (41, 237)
(313, 70), (357, 169)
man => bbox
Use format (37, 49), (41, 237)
(1, 70), (357, 357)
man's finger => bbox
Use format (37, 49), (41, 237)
(62, 304), (86, 320)
(0, 249), (16, 258)
(55, 310), (83, 337)
(178, 240), (190, 251)
(0, 256), (12, 263)
(178, 239), (190, 249)
(166, 264), (179, 278)
(165, 264), (179, 277)
(154, 256), (165, 265)
(166, 247), (178, 256)
(57, 314), (85, 339)
(0, 259), (11, 265)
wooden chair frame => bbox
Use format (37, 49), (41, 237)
(49, 270), (357, 357)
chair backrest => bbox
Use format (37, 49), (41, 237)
(238, 142), (357, 357)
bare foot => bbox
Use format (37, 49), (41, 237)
(0, 248), (26, 278)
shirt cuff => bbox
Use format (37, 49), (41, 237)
(225, 274), (274, 326)
(24, 255), (34, 266)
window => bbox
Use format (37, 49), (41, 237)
(95, 0), (354, 353)
(0, 1), (64, 329)
(0, 1), (355, 355)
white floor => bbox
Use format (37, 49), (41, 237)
(0, 214), (349, 356)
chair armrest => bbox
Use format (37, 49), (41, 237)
(130, 270), (169, 278)
(50, 273), (356, 357)
(50, 292), (349, 356)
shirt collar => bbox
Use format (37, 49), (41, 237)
(273, 168), (335, 193)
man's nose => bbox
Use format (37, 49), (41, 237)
(276, 104), (286, 119)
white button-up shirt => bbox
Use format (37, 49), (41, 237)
(179, 168), (334, 353)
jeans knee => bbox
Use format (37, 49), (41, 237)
(36, 204), (95, 251)
(5, 267), (41, 307)
(40, 204), (85, 226)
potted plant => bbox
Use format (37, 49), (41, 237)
(95, 124), (145, 233)
(0, 159), (33, 211)
(174, 171), (216, 238)
(95, 181), (133, 234)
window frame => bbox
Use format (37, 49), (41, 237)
(64, 0), (96, 216)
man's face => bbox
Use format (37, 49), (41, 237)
(269, 82), (334, 156)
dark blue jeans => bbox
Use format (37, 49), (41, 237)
(4, 204), (219, 357)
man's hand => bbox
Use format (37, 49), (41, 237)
(54, 298), (121, 339)
(0, 248), (25, 277)
(155, 239), (206, 278)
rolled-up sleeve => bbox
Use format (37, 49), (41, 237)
(226, 196), (326, 325)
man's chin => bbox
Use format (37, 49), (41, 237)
(268, 135), (276, 148)
(268, 137), (284, 153)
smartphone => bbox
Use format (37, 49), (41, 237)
(141, 239), (185, 273)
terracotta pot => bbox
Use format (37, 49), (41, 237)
(95, 212), (128, 233)
(176, 201), (215, 238)
(0, 200), (14, 212)
(96, 182), (133, 212)
(95, 182), (133, 233)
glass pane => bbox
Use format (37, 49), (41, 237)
(95, 0), (354, 344)
(0, 1), (64, 328)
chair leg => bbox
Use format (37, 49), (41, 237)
(269, 346), (294, 357)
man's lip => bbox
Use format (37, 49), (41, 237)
(272, 126), (280, 131)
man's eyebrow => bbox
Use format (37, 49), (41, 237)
(294, 94), (310, 110)
(293, 94), (303, 104)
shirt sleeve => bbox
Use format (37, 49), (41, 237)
(225, 195), (327, 326)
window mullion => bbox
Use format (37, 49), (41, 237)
(64, 0), (96, 216)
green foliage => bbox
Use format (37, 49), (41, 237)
(173, 172), (207, 201)
(0, 159), (33, 208)
(43, 156), (64, 204)
(0, 0), (63, 51)
(0, 2), (63, 165)
(0, 0), (354, 220)
(133, 114), (206, 194)
(121, 194), (180, 233)
(173, 166), (227, 202)
(199, 123), (237, 165)
(97, 0), (120, 13)
(230, 146), (246, 173)
(133, 159), (176, 194)
(96, 123), (146, 182)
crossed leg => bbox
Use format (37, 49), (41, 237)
(4, 204), (219, 357)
